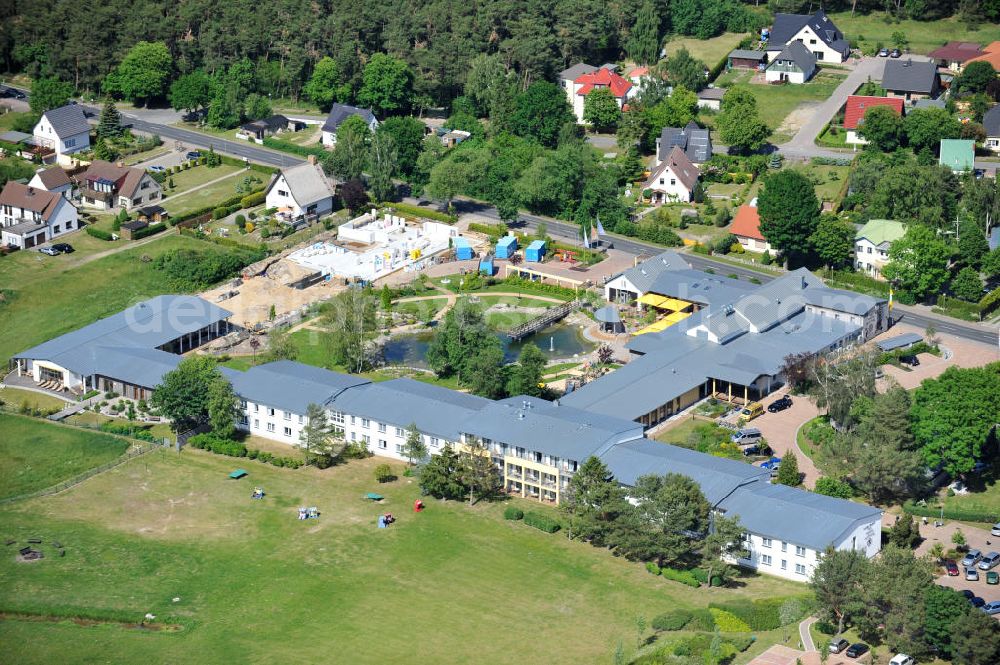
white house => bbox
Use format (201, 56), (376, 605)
(0, 181), (78, 248)
(33, 105), (90, 163)
(564, 66), (636, 124)
(264, 156), (337, 221)
(855, 219), (905, 279)
(320, 104), (379, 147)
(28, 167), (74, 200)
(982, 105), (1000, 153)
(766, 10), (849, 63)
(765, 42), (817, 84)
(730, 204), (771, 253)
(843, 96), (905, 146)
(643, 145), (700, 204)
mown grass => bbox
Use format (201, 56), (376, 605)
(663, 32), (748, 68)
(0, 413), (129, 499)
(715, 70), (848, 139)
(0, 388), (70, 413)
(162, 172), (250, 216)
(0, 444), (806, 664)
(828, 11), (1000, 56)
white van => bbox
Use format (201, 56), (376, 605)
(889, 655), (915, 665)
(730, 428), (762, 446)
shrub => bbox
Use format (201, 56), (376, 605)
(815, 476), (854, 499)
(904, 501), (998, 524)
(503, 506), (524, 521)
(686, 608), (716, 631)
(240, 191), (265, 208)
(815, 620), (837, 635)
(691, 568), (723, 587)
(374, 463), (394, 483)
(645, 562), (662, 575)
(132, 222), (167, 240)
(85, 226), (114, 241)
(729, 635), (754, 652)
(660, 567), (700, 588)
(708, 597), (813, 631)
(651, 609), (692, 631)
(523, 511), (560, 533)
(709, 608), (752, 632)
(187, 433), (248, 457)
(212, 207), (228, 220)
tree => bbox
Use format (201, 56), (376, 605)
(955, 61), (998, 95)
(339, 179), (369, 214)
(464, 54), (514, 123)
(911, 363), (1000, 476)
(463, 341), (508, 398)
(102, 41), (173, 104)
(506, 343), (548, 397)
(299, 403), (344, 468)
(93, 138), (119, 162)
(811, 547), (870, 635)
(951, 605), (1000, 665)
(882, 225), (953, 302)
(357, 53), (413, 117)
(458, 438), (501, 505)
(890, 31), (909, 51)
(368, 130), (398, 202)
(377, 117), (426, 177)
(851, 387), (925, 505)
(96, 100), (122, 140)
(426, 299), (501, 386)
(809, 215), (855, 269)
(206, 379), (238, 440)
(561, 456), (629, 544)
(904, 107), (962, 154)
(206, 84), (241, 130)
(266, 327), (298, 362)
(856, 546), (934, 656)
(775, 450), (801, 486)
(321, 288), (379, 373)
(303, 57), (347, 111)
(627, 0), (661, 66)
(953, 529), (968, 549)
(779, 598), (804, 642)
(808, 350), (879, 430)
(169, 70), (213, 114)
(985, 248), (1000, 278)
(616, 109), (650, 153)
(402, 423), (427, 466)
(757, 170), (819, 266)
(418, 446), (467, 500)
(887, 515), (920, 548)
(618, 473), (710, 568)
(858, 105), (904, 152)
(923, 584), (969, 658)
(243, 93), (271, 122)
(951, 266), (984, 302)
(29, 77), (73, 114)
(583, 88), (621, 132)
(325, 115), (371, 181)
(717, 86), (771, 154)
(665, 47), (707, 92)
(700, 515), (747, 587)
(868, 163), (958, 228)
(510, 81), (575, 148)
(958, 218), (990, 269)
(151, 356), (230, 435)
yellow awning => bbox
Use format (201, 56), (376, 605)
(665, 310), (692, 323)
(637, 293), (668, 307)
(634, 319), (673, 335)
(659, 297), (692, 312)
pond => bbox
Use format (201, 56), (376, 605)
(382, 322), (595, 368)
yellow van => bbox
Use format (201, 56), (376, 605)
(737, 402), (764, 424)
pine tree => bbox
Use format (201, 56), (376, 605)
(97, 100), (122, 140)
(627, 0), (661, 66)
(776, 451), (801, 486)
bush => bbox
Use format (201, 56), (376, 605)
(660, 567), (700, 588)
(374, 463), (394, 483)
(187, 433), (248, 457)
(96, 422), (157, 442)
(815, 476), (854, 499)
(708, 596), (813, 631)
(710, 608), (752, 632)
(645, 562), (661, 575)
(815, 620), (837, 635)
(523, 511), (560, 533)
(687, 608), (716, 631)
(85, 226), (114, 241)
(729, 635), (754, 652)
(212, 207), (228, 220)
(503, 506), (524, 521)
(691, 568), (723, 587)
(240, 191), (265, 208)
(652, 609), (692, 631)
(132, 222), (167, 240)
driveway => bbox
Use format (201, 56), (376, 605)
(872, 322), (999, 391)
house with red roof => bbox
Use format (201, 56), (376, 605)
(965, 41), (1000, 72)
(730, 204), (771, 253)
(566, 66), (636, 124)
(927, 41), (982, 72)
(842, 95), (904, 146)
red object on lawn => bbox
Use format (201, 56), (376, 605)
(413, 499), (425, 512)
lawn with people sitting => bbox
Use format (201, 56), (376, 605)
(0, 440), (809, 664)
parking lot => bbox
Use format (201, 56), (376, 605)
(907, 517), (1000, 606)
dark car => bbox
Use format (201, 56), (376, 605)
(8, 87), (25, 99)
(846, 643), (869, 658)
(185, 151), (202, 160)
(890, 48), (902, 58)
(742, 444), (771, 457)
(971, 596), (986, 608)
(768, 395), (793, 413)
(960, 589), (975, 600)
(945, 560), (960, 576)
(51, 243), (74, 253)
(899, 355), (920, 367)
(38, 246), (60, 256)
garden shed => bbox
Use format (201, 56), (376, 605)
(525, 240), (547, 262)
(454, 237), (474, 260)
(496, 235), (517, 259)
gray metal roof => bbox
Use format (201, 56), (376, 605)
(876, 332), (922, 351)
(225, 361), (371, 415)
(913, 98), (946, 110)
(614, 251), (692, 293)
(769, 41), (817, 73)
(268, 161), (336, 207)
(321, 104), (377, 134)
(92, 347), (183, 389)
(718, 481), (882, 551)
(769, 10), (847, 56)
(657, 123), (712, 164)
(41, 105), (90, 139)
(984, 105), (1000, 137)
(594, 306), (621, 324)
(729, 50), (767, 61)
(560, 63), (598, 80)
(0, 130), (32, 143)
(882, 59), (939, 94)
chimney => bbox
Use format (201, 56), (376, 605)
(307, 154), (317, 165)
(116, 160), (124, 168)
(27, 186), (34, 196)
(801, 275), (807, 290)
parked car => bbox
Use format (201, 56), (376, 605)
(977, 551), (1000, 570)
(760, 457), (782, 471)
(185, 151), (201, 160)
(962, 550), (983, 568)
(846, 643), (869, 658)
(889, 655), (914, 665)
(51, 243), (73, 253)
(990, 522), (1000, 537)
(730, 428), (763, 446)
(768, 395), (793, 412)
(829, 638), (850, 654)
(960, 589), (975, 600)
(899, 354), (920, 367)
(738, 401), (764, 424)
(38, 246), (60, 256)
(890, 48), (902, 58)
(5, 86), (26, 99)
(966, 567), (980, 582)
(982, 600), (1000, 615)
(987, 571), (999, 585)
(742, 444), (771, 457)
(147, 165), (166, 173)
(945, 560), (960, 576)
(878, 48), (890, 57)
(971, 596), (986, 608)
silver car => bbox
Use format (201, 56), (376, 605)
(977, 551), (1000, 570)
(966, 567), (980, 581)
(991, 522), (1000, 537)
(962, 549), (982, 568)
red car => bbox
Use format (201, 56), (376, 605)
(945, 560), (960, 576)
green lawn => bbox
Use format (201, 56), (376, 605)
(940, 473), (1000, 519)
(0, 444), (807, 663)
(162, 172), (251, 216)
(815, 125), (850, 149)
(0, 388), (71, 413)
(790, 162), (851, 204)
(0, 110), (31, 131)
(663, 32), (749, 67)
(166, 164), (243, 194)
(828, 11), (1000, 56)
(393, 297), (449, 319)
(64, 412), (174, 441)
(0, 413), (129, 499)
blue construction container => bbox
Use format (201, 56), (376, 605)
(479, 254), (495, 276)
(454, 237), (474, 260)
(496, 235), (518, 259)
(525, 240), (547, 262)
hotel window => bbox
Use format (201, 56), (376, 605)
(267, 423), (275, 433)
(762, 538), (772, 548)
(781, 541), (787, 552)
(362, 434), (370, 444)
(378, 440), (387, 449)
(350, 416), (355, 425)
(267, 408), (275, 417)
(54, 225), (60, 234)
(361, 418), (370, 428)
(298, 415), (304, 425)
(760, 554), (772, 566)
(240, 400), (247, 409)
(378, 423), (386, 433)
(395, 427), (404, 437)
(331, 411), (344, 424)
(254, 404), (259, 412)
(253, 419), (259, 429)
(279, 189), (289, 197)
(395, 443), (404, 454)
(795, 563), (807, 575)
(283, 427), (292, 437)
(780, 559), (787, 570)
(430, 437), (440, 448)
(283, 411), (291, 421)
(350, 432), (356, 441)
(796, 545), (806, 557)
(238, 416), (248, 425)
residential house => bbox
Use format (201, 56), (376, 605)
(643, 146), (700, 204)
(439, 129), (472, 147)
(728, 49), (768, 70)
(656, 121), (712, 166)
(696, 87), (725, 111)
(855, 219), (905, 279)
(566, 66), (636, 124)
(237, 114), (306, 143)
(963, 41), (1000, 71)
(625, 66), (650, 89)
(881, 59), (940, 103)
(28, 167), (74, 200)
(320, 104), (378, 147)
(264, 156), (337, 222)
(927, 41), (983, 72)
(0, 181), (78, 249)
(843, 95), (905, 145)
(939, 139), (975, 173)
(984, 105), (1000, 153)
(766, 10), (849, 63)
(32, 105), (90, 162)
(765, 41), (817, 84)
(913, 98), (946, 110)
(77, 160), (162, 211)
(730, 204), (771, 253)
(559, 63), (598, 97)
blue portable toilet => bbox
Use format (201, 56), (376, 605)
(454, 237), (474, 260)
(479, 254), (495, 276)
(496, 235), (518, 259)
(525, 240), (547, 262)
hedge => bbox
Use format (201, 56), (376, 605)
(503, 507), (524, 521)
(262, 136), (326, 160)
(169, 187), (266, 227)
(241, 191), (266, 208)
(652, 609), (692, 631)
(646, 562), (661, 575)
(661, 567), (700, 588)
(98, 421), (158, 443)
(980, 287), (1000, 317)
(708, 596), (813, 631)
(903, 500), (998, 524)
(188, 433), (248, 457)
(85, 226), (114, 241)
(710, 608), (752, 632)
(523, 511), (560, 533)
(468, 221), (507, 239)
(132, 222), (167, 240)
(219, 153), (277, 175)
(382, 201), (455, 224)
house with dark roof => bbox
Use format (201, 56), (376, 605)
(28, 166), (74, 200)
(565, 66), (636, 124)
(320, 104), (378, 147)
(0, 181), (79, 249)
(264, 155), (337, 222)
(76, 160), (162, 211)
(644, 146), (700, 204)
(882, 59), (940, 103)
(928, 41), (983, 72)
(843, 95), (905, 145)
(728, 49), (768, 70)
(32, 105), (90, 161)
(559, 63), (598, 96)
(765, 41), (817, 84)
(984, 105), (1000, 153)
(656, 121), (712, 165)
(766, 10), (849, 63)
(730, 204), (770, 252)
(237, 114), (306, 143)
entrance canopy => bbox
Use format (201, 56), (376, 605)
(637, 293), (692, 311)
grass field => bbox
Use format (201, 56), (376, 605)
(0, 414), (129, 499)
(0, 444), (807, 663)
(0, 387), (70, 413)
(790, 162), (851, 204)
(828, 11), (1000, 56)
(166, 164), (244, 194)
(162, 173), (251, 216)
(64, 412), (174, 441)
(663, 32), (748, 67)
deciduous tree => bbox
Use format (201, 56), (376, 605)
(102, 41), (173, 105)
(951, 266), (984, 302)
(881, 224), (953, 301)
(357, 53), (413, 117)
(700, 515), (748, 587)
(169, 70), (213, 114)
(303, 56), (348, 111)
(510, 81), (575, 148)
(152, 356), (231, 435)
(583, 87), (621, 132)
(378, 117), (427, 176)
(858, 105), (904, 152)
(29, 77), (72, 114)
(506, 343), (547, 397)
(904, 107), (962, 154)
(321, 288), (380, 373)
(368, 130), (398, 202)
(757, 169), (819, 266)
(665, 47), (707, 92)
(717, 86), (770, 154)
(809, 215), (855, 269)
